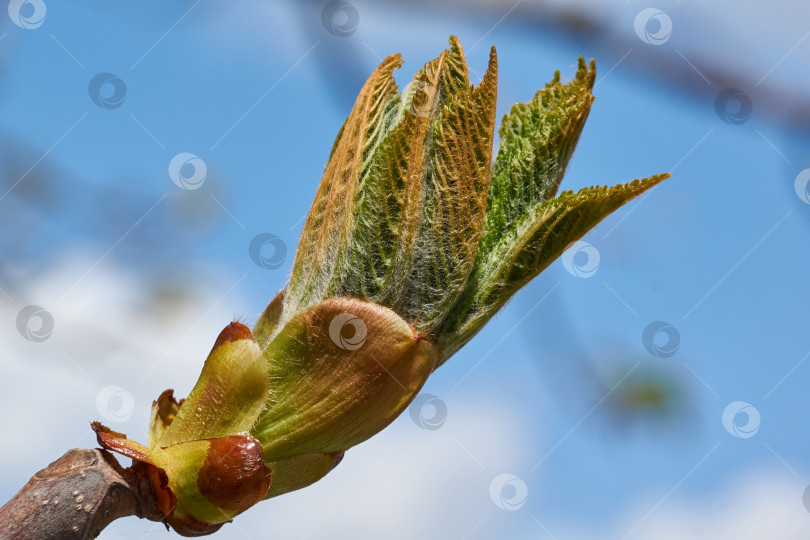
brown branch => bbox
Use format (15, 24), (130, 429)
(0, 448), (169, 540)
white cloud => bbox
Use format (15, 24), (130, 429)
(609, 472), (810, 540)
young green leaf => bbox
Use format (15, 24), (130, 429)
(281, 54), (404, 331)
(437, 175), (671, 358)
(336, 52), (442, 306)
(480, 56), (596, 256)
(397, 38), (499, 333)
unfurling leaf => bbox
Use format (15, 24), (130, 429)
(396, 40), (498, 332)
(280, 54), (404, 332)
(437, 175), (671, 358)
(277, 37), (500, 340)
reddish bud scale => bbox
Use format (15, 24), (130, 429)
(211, 321), (254, 351)
(197, 435), (272, 514)
(131, 460), (177, 518)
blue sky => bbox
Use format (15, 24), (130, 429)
(1, 1), (809, 538)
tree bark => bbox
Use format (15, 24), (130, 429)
(0, 448), (166, 540)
